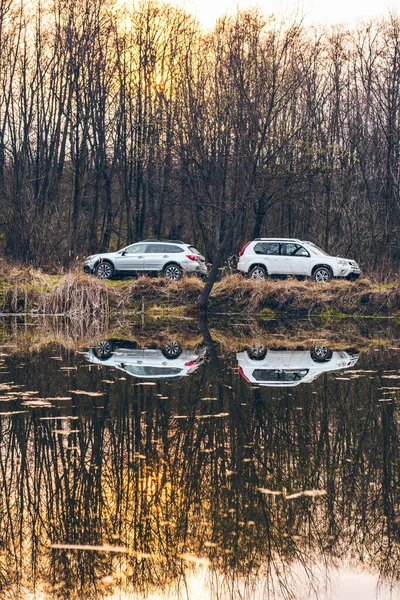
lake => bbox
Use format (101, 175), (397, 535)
(0, 315), (399, 599)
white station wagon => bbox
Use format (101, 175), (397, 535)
(85, 339), (206, 381)
(237, 238), (361, 282)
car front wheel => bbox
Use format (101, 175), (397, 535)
(93, 340), (115, 360)
(313, 267), (331, 282)
(163, 264), (183, 281)
(311, 345), (333, 362)
(95, 261), (114, 280)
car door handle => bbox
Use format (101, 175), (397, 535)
(163, 255), (169, 258)
(138, 256), (143, 259)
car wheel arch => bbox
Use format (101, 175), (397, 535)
(311, 263), (334, 279)
(249, 263), (268, 276)
(311, 264), (333, 277)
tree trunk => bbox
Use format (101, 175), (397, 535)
(196, 214), (239, 311)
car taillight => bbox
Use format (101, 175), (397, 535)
(239, 242), (251, 256)
(185, 360), (198, 367)
(239, 366), (250, 382)
(186, 254), (198, 261)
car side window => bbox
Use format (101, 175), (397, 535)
(283, 243), (310, 257)
(254, 242), (280, 255)
(124, 244), (148, 254)
(165, 245), (183, 253)
(295, 245), (310, 257)
(147, 244), (166, 253)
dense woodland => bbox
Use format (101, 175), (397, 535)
(1, 0), (400, 277)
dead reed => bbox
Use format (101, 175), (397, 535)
(209, 274), (400, 315)
(0, 259), (399, 317)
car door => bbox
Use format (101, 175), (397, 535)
(281, 243), (312, 275)
(253, 242), (281, 274)
(114, 243), (148, 272)
(144, 244), (168, 271)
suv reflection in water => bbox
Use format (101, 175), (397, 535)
(237, 345), (359, 387)
(85, 339), (207, 380)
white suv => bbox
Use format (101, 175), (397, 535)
(237, 238), (360, 282)
(84, 239), (207, 280)
(237, 346), (359, 387)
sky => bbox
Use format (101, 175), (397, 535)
(167, 0), (400, 30)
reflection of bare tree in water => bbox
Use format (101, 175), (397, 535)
(0, 336), (398, 598)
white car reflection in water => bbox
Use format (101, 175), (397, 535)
(85, 339), (206, 380)
(237, 345), (359, 387)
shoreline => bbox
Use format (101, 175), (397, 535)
(0, 265), (399, 318)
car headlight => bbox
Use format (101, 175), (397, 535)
(336, 259), (347, 265)
(85, 255), (98, 262)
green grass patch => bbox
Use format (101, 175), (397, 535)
(259, 307), (277, 320)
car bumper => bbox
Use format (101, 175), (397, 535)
(183, 261), (208, 275)
(237, 259), (247, 273)
(335, 265), (361, 279)
(84, 262), (96, 274)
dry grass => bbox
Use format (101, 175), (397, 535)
(209, 274), (400, 315)
(107, 274), (204, 312)
(0, 260), (399, 317)
(0, 266), (109, 318)
(36, 274), (109, 317)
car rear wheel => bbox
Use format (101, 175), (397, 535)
(250, 265), (267, 280)
(162, 341), (182, 359)
(163, 264), (183, 281)
(247, 346), (267, 360)
(313, 266), (331, 282)
(95, 261), (114, 280)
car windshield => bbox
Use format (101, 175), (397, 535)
(121, 244), (147, 255)
(188, 246), (201, 254)
(305, 242), (330, 256)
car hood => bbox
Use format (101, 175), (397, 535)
(90, 251), (119, 260)
(333, 256), (358, 263)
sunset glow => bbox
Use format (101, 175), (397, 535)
(164, 0), (400, 29)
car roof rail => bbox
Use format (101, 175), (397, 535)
(254, 237), (302, 242)
(140, 239), (185, 244)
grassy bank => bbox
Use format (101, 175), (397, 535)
(0, 262), (399, 316)
(208, 274), (400, 315)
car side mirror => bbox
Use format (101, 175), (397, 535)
(120, 250), (126, 256)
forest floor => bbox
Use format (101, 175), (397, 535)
(0, 261), (399, 318)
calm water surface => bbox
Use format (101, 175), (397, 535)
(0, 317), (399, 599)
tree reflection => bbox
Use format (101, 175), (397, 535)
(0, 333), (398, 598)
